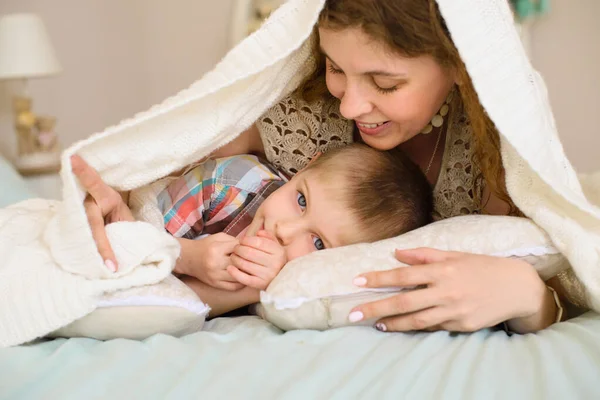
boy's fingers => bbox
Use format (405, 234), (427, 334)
(233, 244), (271, 267)
(230, 254), (267, 278)
(84, 196), (117, 272)
(227, 265), (267, 290)
(257, 230), (276, 241)
(217, 237), (239, 254)
(240, 234), (281, 255)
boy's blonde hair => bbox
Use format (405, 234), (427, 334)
(303, 143), (433, 243)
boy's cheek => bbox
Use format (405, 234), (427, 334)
(284, 244), (312, 263)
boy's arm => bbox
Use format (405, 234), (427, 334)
(179, 275), (260, 317)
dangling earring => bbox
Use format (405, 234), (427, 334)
(421, 89), (454, 134)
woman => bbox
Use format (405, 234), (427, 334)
(74, 0), (574, 334)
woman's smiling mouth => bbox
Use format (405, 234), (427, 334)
(356, 120), (391, 136)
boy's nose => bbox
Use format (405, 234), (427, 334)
(274, 218), (306, 246)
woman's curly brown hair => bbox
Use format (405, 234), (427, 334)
(296, 0), (520, 215)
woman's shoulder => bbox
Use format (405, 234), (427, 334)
(256, 92), (354, 175)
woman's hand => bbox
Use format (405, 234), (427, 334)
(175, 234), (244, 291)
(71, 155), (134, 272)
(227, 230), (287, 290)
(349, 248), (556, 333)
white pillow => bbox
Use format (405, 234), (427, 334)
(257, 216), (568, 331)
(49, 275), (209, 340)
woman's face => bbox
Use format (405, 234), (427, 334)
(319, 27), (456, 150)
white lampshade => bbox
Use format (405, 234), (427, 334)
(0, 13), (62, 80)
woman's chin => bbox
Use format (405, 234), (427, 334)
(359, 132), (402, 151)
(360, 127), (413, 150)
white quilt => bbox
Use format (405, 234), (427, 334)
(1, 0), (599, 348)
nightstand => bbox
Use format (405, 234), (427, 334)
(21, 164), (62, 200)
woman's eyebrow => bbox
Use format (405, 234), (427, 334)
(319, 45), (407, 78)
(319, 45), (338, 66)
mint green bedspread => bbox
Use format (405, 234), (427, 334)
(1, 313), (599, 400)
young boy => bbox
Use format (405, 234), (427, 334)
(159, 143), (433, 316)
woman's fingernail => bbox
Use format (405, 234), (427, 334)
(105, 259), (117, 272)
(348, 311), (364, 323)
(375, 323), (387, 332)
(353, 276), (367, 286)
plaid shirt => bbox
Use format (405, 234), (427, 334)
(157, 155), (285, 239)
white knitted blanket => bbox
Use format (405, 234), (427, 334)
(1, 0), (599, 347)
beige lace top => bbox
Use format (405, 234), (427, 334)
(257, 94), (484, 219)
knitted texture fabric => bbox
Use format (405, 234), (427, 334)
(1, 0), (598, 347)
(437, 1), (600, 310)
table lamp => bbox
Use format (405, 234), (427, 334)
(0, 13), (62, 175)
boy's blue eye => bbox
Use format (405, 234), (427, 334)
(297, 192), (306, 208)
(313, 237), (325, 251)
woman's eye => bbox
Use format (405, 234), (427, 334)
(373, 79), (405, 95)
(374, 83), (398, 94)
(327, 64), (343, 75)
(313, 237), (325, 251)
(297, 192), (307, 208)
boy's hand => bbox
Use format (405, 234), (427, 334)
(175, 233), (244, 291)
(228, 230), (287, 290)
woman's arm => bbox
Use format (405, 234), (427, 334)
(210, 123), (264, 158)
(72, 155), (136, 272)
(73, 124), (264, 270)
(349, 249), (560, 334)
(505, 284), (559, 333)
(179, 275), (260, 317)
(480, 186), (561, 331)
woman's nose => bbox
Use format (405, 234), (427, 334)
(339, 82), (373, 120)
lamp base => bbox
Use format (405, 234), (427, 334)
(11, 94), (61, 176)
(14, 151), (60, 176)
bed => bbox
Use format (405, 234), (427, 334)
(0, 155), (599, 399)
(1, 314), (599, 399)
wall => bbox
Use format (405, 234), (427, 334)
(0, 0), (233, 161)
(0, 1), (598, 172)
(530, 0), (600, 172)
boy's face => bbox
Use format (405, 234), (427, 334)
(244, 170), (360, 262)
